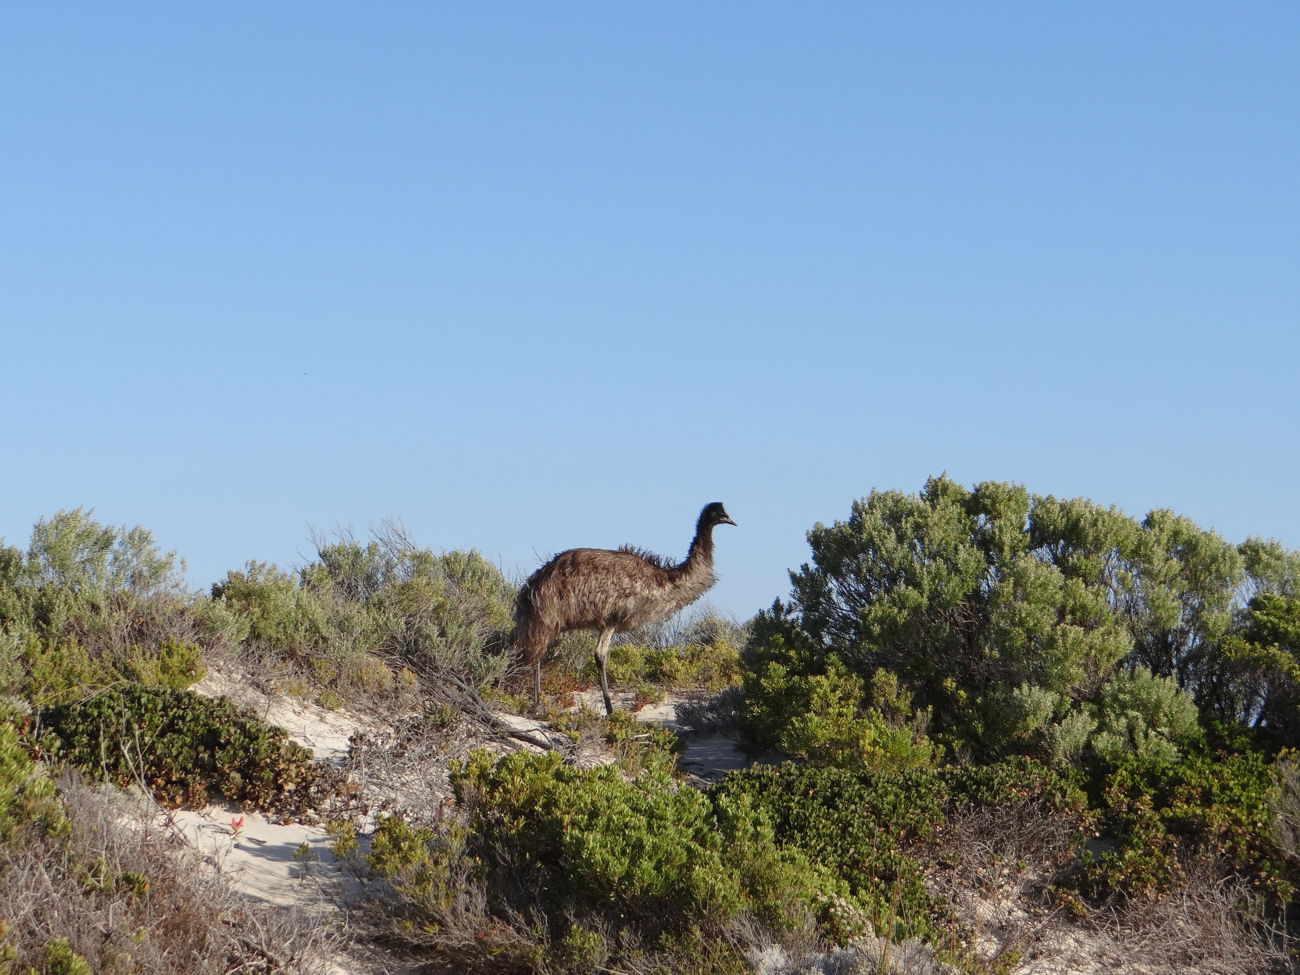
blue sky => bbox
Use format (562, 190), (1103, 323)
(4, 4), (1297, 619)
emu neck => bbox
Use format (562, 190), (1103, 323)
(678, 519), (715, 574)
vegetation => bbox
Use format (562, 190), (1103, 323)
(2, 482), (1299, 972)
(736, 475), (1300, 966)
(37, 685), (351, 816)
(211, 526), (516, 704)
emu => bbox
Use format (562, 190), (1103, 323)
(514, 502), (736, 715)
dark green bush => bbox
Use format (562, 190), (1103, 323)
(1083, 747), (1297, 907)
(942, 755), (1087, 816)
(448, 749), (838, 956)
(709, 762), (946, 944)
(37, 687), (347, 816)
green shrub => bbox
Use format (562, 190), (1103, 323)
(363, 815), (481, 930)
(37, 687), (347, 815)
(942, 755), (1088, 817)
(1083, 748), (1296, 906)
(454, 750), (739, 932)
(586, 641), (742, 693)
(745, 658), (936, 770)
(449, 749), (835, 949)
(0, 511), (213, 705)
(18, 635), (115, 707)
(0, 713), (64, 842)
(211, 538), (516, 699)
(41, 937), (92, 975)
(1090, 666), (1203, 766)
(126, 636), (206, 691)
(709, 763), (946, 944)
(737, 476), (1294, 766)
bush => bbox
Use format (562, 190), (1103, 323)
(448, 750), (837, 957)
(37, 686), (348, 816)
(942, 755), (1087, 815)
(1090, 666), (1203, 766)
(744, 658), (936, 770)
(709, 763), (947, 945)
(739, 476), (1292, 763)
(210, 534), (516, 702)
(0, 713), (65, 842)
(588, 640), (743, 694)
(0, 511), (212, 706)
(1083, 747), (1297, 907)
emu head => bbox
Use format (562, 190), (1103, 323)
(702, 502), (737, 528)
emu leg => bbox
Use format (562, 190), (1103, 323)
(534, 659), (542, 713)
(594, 627), (616, 715)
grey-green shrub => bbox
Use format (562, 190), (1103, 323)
(1091, 666), (1202, 766)
(211, 536), (515, 696)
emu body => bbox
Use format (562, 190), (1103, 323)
(514, 502), (736, 714)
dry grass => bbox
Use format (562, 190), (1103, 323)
(923, 801), (1295, 975)
(1088, 863), (1293, 975)
(676, 685), (745, 734)
(0, 772), (342, 974)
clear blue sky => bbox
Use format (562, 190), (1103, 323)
(4, 4), (1297, 619)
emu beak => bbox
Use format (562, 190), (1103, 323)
(723, 514), (737, 526)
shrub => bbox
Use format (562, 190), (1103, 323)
(37, 687), (348, 816)
(744, 658), (936, 770)
(17, 634), (115, 707)
(361, 814), (485, 934)
(0, 712), (65, 842)
(709, 763), (947, 945)
(453, 750), (739, 932)
(210, 535), (516, 701)
(1083, 748), (1297, 907)
(126, 636), (206, 691)
(449, 749), (836, 953)
(1090, 666), (1203, 766)
(0, 511), (211, 702)
(587, 640), (743, 694)
(738, 476), (1289, 764)
(942, 755), (1088, 816)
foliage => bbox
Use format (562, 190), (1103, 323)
(37, 687), (347, 815)
(586, 639), (742, 694)
(747, 658), (936, 770)
(742, 475), (1299, 764)
(1083, 747), (1297, 906)
(1090, 666), (1203, 766)
(942, 755), (1088, 817)
(361, 814), (484, 932)
(38, 938), (92, 975)
(1218, 593), (1300, 747)
(0, 510), (209, 706)
(449, 750), (838, 955)
(0, 712), (65, 842)
(709, 762), (947, 944)
(211, 531), (516, 700)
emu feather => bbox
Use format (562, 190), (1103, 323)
(513, 502), (736, 714)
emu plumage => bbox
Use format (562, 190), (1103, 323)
(514, 502), (736, 714)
